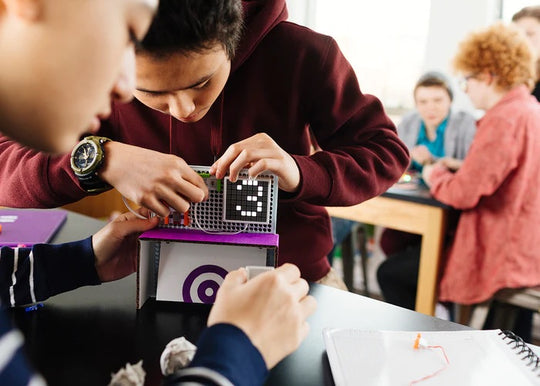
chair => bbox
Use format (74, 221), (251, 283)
(465, 287), (540, 330)
(339, 223), (370, 296)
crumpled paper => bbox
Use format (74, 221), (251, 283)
(160, 336), (197, 376)
(109, 360), (146, 386)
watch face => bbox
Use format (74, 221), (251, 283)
(72, 142), (98, 172)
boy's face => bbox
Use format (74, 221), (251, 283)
(515, 16), (540, 56)
(0, 0), (157, 153)
(134, 45), (231, 123)
(414, 86), (452, 129)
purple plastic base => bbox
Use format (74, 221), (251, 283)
(140, 228), (279, 247)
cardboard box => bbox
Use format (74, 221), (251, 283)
(137, 228), (278, 308)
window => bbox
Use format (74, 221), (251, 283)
(288, 0), (431, 112)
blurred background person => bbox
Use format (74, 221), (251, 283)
(379, 23), (540, 343)
(377, 71), (477, 269)
(513, 5), (540, 101)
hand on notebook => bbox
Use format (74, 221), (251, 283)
(207, 263), (317, 369)
(91, 209), (159, 282)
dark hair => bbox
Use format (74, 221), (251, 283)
(512, 6), (540, 22)
(138, 0), (243, 59)
(414, 71), (453, 100)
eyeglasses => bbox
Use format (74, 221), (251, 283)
(459, 73), (479, 91)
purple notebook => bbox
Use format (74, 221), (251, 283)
(0, 209), (67, 247)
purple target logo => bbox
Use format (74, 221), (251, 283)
(182, 264), (228, 303)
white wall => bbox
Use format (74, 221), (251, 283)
(423, 0), (501, 113)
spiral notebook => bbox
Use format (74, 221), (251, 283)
(323, 328), (540, 385)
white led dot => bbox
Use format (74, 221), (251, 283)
(236, 205), (241, 210)
(237, 185), (242, 190)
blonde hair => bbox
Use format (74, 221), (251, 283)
(453, 23), (535, 90)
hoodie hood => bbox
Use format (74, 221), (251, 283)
(231, 0), (288, 72)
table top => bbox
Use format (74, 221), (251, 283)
(11, 211), (467, 386)
(382, 184), (451, 209)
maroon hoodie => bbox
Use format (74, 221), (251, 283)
(0, 0), (409, 281)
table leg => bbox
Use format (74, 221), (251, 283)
(415, 207), (447, 315)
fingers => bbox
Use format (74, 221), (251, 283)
(300, 294), (317, 319)
(177, 169), (209, 200)
(274, 263), (302, 283)
(220, 268), (249, 290)
(114, 215), (159, 238)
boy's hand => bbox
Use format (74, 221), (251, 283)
(438, 156), (463, 171)
(207, 263), (317, 369)
(410, 145), (433, 166)
(91, 209), (159, 282)
(99, 141), (208, 217)
(210, 133), (301, 193)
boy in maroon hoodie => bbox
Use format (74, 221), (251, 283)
(0, 0), (409, 285)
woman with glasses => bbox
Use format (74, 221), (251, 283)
(378, 23), (540, 341)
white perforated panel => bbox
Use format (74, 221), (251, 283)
(153, 166), (278, 234)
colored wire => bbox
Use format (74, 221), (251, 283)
(409, 333), (450, 385)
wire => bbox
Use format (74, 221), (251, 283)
(122, 195), (147, 219)
(191, 202), (248, 235)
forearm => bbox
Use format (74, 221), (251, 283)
(0, 238), (101, 307)
(0, 136), (85, 207)
(290, 124), (409, 206)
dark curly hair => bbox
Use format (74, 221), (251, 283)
(138, 0), (244, 60)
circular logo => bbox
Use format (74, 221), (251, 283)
(182, 264), (228, 303)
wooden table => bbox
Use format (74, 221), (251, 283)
(327, 185), (451, 316)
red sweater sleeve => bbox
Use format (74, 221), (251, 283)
(289, 37), (409, 206)
(429, 115), (520, 210)
(0, 136), (84, 207)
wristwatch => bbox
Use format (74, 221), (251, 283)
(70, 136), (112, 193)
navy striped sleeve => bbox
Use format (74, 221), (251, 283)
(0, 237), (101, 307)
(164, 323), (268, 386)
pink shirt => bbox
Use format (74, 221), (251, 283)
(429, 85), (540, 304)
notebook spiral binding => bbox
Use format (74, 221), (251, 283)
(499, 330), (540, 376)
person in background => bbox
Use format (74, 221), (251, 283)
(0, 0), (409, 290)
(378, 23), (540, 343)
(513, 5), (540, 101)
(377, 71), (477, 266)
(0, 0), (315, 385)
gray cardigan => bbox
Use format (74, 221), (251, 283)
(397, 110), (477, 160)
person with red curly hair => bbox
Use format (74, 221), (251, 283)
(378, 23), (540, 340)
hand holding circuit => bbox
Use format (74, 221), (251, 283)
(210, 133), (301, 193)
(99, 141), (209, 217)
